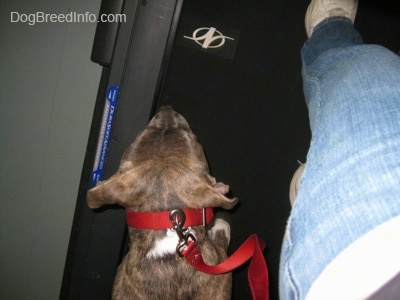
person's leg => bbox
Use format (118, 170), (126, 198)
(280, 5), (400, 300)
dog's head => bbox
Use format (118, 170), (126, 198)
(87, 106), (238, 212)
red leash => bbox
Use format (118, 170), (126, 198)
(180, 234), (269, 300)
(126, 208), (269, 300)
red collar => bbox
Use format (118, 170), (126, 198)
(126, 208), (214, 230)
(126, 207), (269, 299)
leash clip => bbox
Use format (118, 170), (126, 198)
(169, 209), (196, 256)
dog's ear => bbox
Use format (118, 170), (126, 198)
(86, 173), (136, 209)
(194, 184), (238, 210)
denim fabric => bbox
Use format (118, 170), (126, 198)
(279, 17), (400, 299)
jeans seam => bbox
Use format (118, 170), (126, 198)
(284, 217), (301, 300)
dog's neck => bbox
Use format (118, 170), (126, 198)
(125, 208), (214, 229)
(126, 208), (214, 259)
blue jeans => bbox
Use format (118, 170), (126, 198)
(279, 17), (400, 299)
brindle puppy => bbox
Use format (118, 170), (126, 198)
(87, 106), (238, 299)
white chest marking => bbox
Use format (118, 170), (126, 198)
(146, 228), (195, 259)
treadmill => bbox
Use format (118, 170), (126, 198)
(60, 1), (400, 299)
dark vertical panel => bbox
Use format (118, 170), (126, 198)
(61, 1), (183, 298)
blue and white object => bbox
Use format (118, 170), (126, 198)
(91, 86), (119, 185)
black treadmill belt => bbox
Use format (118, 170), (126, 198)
(156, 2), (309, 298)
